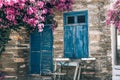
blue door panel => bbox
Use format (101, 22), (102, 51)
(75, 26), (84, 58)
(64, 26), (75, 58)
(41, 51), (53, 74)
(75, 25), (88, 58)
(30, 32), (41, 51)
(30, 52), (41, 74)
(40, 26), (53, 74)
(30, 66), (40, 74)
(30, 52), (41, 65)
(83, 25), (89, 58)
(41, 26), (53, 51)
(30, 25), (53, 75)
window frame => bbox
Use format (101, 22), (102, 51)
(63, 10), (89, 59)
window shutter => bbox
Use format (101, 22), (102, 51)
(30, 31), (41, 74)
(30, 25), (53, 75)
(64, 26), (75, 58)
(40, 26), (53, 74)
(75, 25), (88, 58)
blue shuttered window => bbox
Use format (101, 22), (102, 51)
(30, 25), (53, 75)
(64, 10), (88, 59)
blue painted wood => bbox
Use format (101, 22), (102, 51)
(64, 26), (75, 58)
(30, 52), (41, 74)
(30, 25), (53, 75)
(64, 10), (88, 59)
(40, 26), (53, 74)
(30, 31), (41, 51)
(75, 25), (88, 58)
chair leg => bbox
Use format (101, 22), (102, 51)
(77, 66), (81, 80)
(73, 64), (79, 80)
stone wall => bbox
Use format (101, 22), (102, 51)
(0, 28), (30, 79)
(0, 0), (112, 80)
(53, 0), (112, 79)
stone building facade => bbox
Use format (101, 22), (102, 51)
(54, 0), (111, 79)
(0, 0), (113, 80)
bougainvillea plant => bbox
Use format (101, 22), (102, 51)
(106, 0), (120, 30)
(0, 0), (74, 54)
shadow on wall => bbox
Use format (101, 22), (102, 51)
(0, 71), (5, 80)
(117, 50), (120, 65)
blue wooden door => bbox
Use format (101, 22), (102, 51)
(30, 25), (53, 74)
(64, 10), (88, 59)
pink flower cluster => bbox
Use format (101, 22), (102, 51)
(50, 0), (73, 11)
(0, 0), (46, 32)
(106, 0), (120, 30)
(0, 0), (74, 32)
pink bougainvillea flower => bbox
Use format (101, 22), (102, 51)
(32, 7), (37, 14)
(0, 3), (2, 8)
(4, 0), (10, 6)
(60, 0), (66, 2)
(6, 8), (15, 15)
(54, 0), (73, 11)
(15, 10), (20, 15)
(42, 8), (48, 14)
(30, 0), (35, 3)
(106, 19), (111, 25)
(13, 20), (17, 25)
(35, 14), (39, 19)
(70, 0), (74, 3)
(38, 23), (44, 32)
(40, 16), (45, 22)
(107, 10), (115, 17)
(12, 0), (19, 4)
(0, 0), (3, 8)
(27, 7), (37, 15)
(38, 23), (44, 29)
(3, 26), (8, 28)
(23, 16), (27, 23)
(67, 4), (72, 11)
(106, 0), (120, 31)
(20, 0), (26, 3)
(36, 1), (44, 8)
(0, 18), (2, 22)
(19, 3), (25, 9)
(4, 0), (15, 6)
(115, 21), (120, 31)
(27, 18), (38, 27)
(118, 21), (120, 30)
(114, 0), (120, 8)
(0, 0), (74, 32)
(6, 14), (15, 21)
(27, 7), (34, 15)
